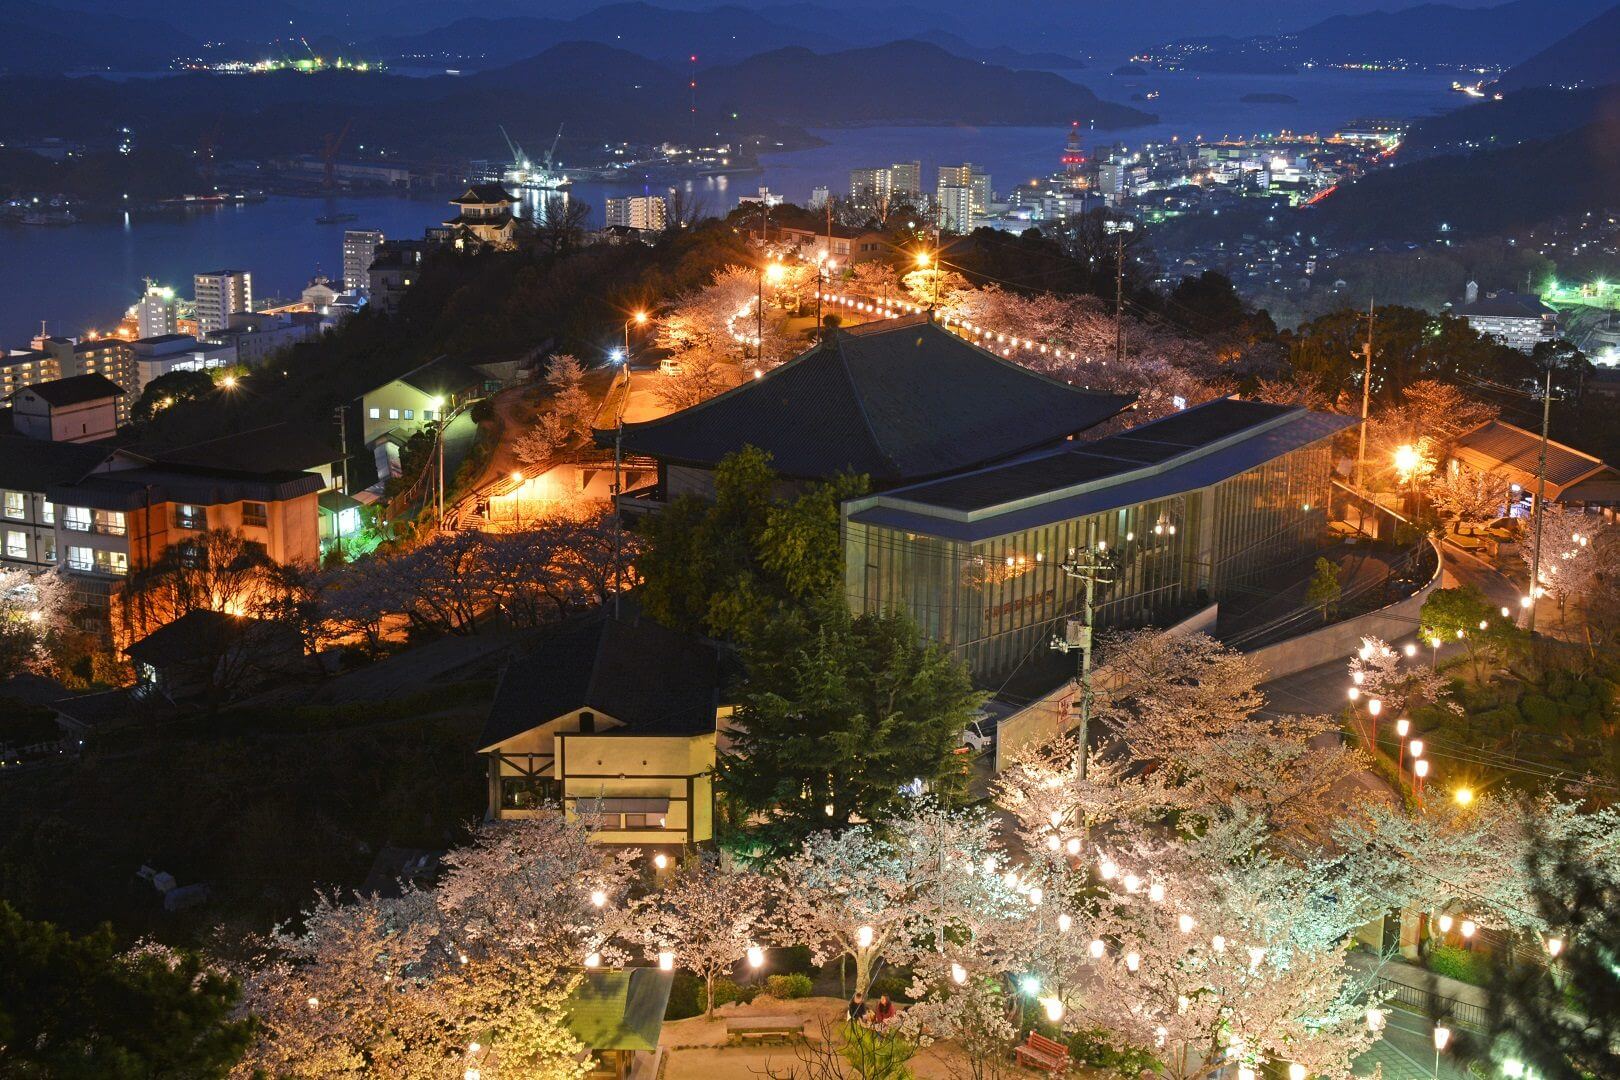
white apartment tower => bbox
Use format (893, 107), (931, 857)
(604, 195), (668, 232)
(135, 280), (178, 339)
(342, 230), (384, 293)
(193, 270), (252, 336)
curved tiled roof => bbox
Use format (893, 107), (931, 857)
(611, 316), (1133, 483)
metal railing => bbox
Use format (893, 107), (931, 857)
(1374, 974), (1487, 1031)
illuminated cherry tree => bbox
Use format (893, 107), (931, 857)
(992, 736), (1171, 862)
(1521, 504), (1618, 622)
(0, 566), (70, 679)
(1346, 635), (1455, 720)
(770, 802), (1019, 993)
(634, 853), (771, 1017)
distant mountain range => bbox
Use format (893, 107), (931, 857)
(0, 0), (198, 73)
(1311, 106), (1620, 238)
(1140, 0), (1613, 73)
(368, 3), (1084, 72)
(1493, 3), (1620, 90)
(0, 39), (1150, 166)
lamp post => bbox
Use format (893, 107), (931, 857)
(623, 310), (647, 365)
(1396, 717), (1410, 776)
(431, 395), (447, 526)
(1394, 443), (1421, 516)
(757, 259), (784, 367)
(1432, 1024), (1451, 1080)
(916, 250), (940, 308)
(611, 346), (632, 618)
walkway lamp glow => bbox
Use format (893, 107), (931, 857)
(1434, 1026), (1451, 1051)
(1437, 913), (1453, 933)
(951, 962), (967, 985)
(747, 946), (765, 968)
(1410, 740), (1425, 759)
(1404, 642), (1417, 657)
(1212, 935), (1226, 953)
(1366, 1008), (1386, 1032)
(1289, 1065), (1307, 1080)
(856, 925), (874, 949)
(1043, 997), (1065, 1023)
(590, 889), (606, 907)
(1089, 938), (1105, 958)
(1057, 913), (1073, 933)
(1148, 882), (1165, 902)
(658, 951), (675, 971)
(1546, 937), (1563, 957)
(1461, 919), (1477, 938)
(1125, 951), (1141, 972)
(1065, 837), (1082, 856)
(1455, 787), (1475, 806)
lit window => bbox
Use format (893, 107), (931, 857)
(423, 409), (435, 421)
(67, 546), (92, 571)
(403, 408), (414, 420)
(95, 549), (128, 575)
(2, 492), (22, 519)
(388, 408), (400, 420)
(63, 506), (92, 531)
(42, 536), (55, 562)
(5, 531), (25, 559)
(368, 407), (381, 419)
(42, 501), (56, 525)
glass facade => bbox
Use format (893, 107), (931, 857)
(846, 436), (1335, 681)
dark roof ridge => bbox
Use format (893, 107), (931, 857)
(827, 329), (897, 478)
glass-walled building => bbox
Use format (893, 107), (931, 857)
(843, 399), (1352, 681)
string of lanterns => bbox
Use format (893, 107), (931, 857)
(813, 291), (1109, 366)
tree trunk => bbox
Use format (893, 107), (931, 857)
(855, 948), (874, 996)
(705, 970), (715, 1020)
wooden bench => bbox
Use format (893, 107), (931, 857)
(725, 1015), (806, 1045)
(1014, 1032), (1070, 1072)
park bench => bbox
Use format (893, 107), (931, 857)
(725, 1015), (805, 1045)
(1014, 1032), (1069, 1072)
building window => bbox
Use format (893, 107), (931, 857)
(4, 531), (25, 559)
(2, 492), (22, 519)
(624, 813), (669, 829)
(67, 546), (93, 571)
(175, 505), (204, 530)
(94, 510), (126, 536)
(403, 408), (414, 420)
(500, 777), (558, 810)
(42, 536), (56, 563)
(63, 506), (92, 532)
(368, 407), (381, 419)
(94, 549), (128, 575)
(423, 409), (435, 421)
(242, 501), (268, 528)
(41, 501), (54, 524)
(388, 408), (400, 420)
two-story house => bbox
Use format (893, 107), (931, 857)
(479, 617), (729, 857)
(6, 373), (123, 443)
(0, 438), (112, 569)
(359, 356), (488, 478)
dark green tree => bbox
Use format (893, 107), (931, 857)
(130, 369), (217, 426)
(717, 603), (983, 857)
(1487, 834), (1620, 1080)
(0, 902), (252, 1078)
(1419, 584), (1520, 678)
(635, 447), (867, 641)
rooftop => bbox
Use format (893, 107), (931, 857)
(394, 356), (486, 399)
(610, 315), (1133, 484)
(848, 397), (1357, 542)
(135, 422), (340, 476)
(450, 183), (517, 205)
(564, 969), (674, 1053)
(0, 436), (111, 491)
(1454, 419), (1620, 503)
(480, 617), (724, 751)
(1454, 290), (1555, 320)
(7, 373), (125, 406)
(48, 462), (325, 511)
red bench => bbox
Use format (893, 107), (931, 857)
(1015, 1032), (1070, 1072)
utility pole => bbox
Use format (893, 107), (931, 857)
(1355, 299), (1376, 491)
(1105, 219), (1134, 364)
(1051, 529), (1117, 780)
(1528, 364), (1554, 634)
(612, 354), (632, 619)
(332, 405), (348, 495)
(436, 416), (445, 527)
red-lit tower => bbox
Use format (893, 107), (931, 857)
(1062, 122), (1086, 188)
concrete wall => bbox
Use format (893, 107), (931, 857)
(1241, 539), (1444, 682)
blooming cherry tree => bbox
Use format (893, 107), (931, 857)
(634, 853), (771, 1017)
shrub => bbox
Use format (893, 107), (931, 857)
(765, 973), (813, 999)
(701, 978), (759, 1010)
(841, 1020), (915, 1080)
(666, 971), (703, 1019)
(1426, 943), (1490, 986)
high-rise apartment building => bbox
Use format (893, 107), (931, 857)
(193, 270), (252, 336)
(604, 195), (668, 232)
(342, 230), (384, 293)
(937, 163), (992, 215)
(850, 162), (924, 207)
(135, 280), (178, 339)
(936, 185), (974, 233)
(0, 350), (63, 402)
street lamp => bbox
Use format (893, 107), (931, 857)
(624, 310), (648, 364)
(1455, 786), (1475, 806)
(1396, 717), (1411, 774)
(1433, 1025), (1451, 1079)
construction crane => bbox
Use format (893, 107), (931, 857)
(499, 124), (527, 169)
(321, 119), (353, 189)
(541, 123), (564, 170)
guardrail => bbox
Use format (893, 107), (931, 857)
(1374, 975), (1487, 1031)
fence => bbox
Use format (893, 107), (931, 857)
(1373, 974), (1487, 1031)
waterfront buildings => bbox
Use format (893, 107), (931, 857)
(342, 229), (384, 292)
(604, 194), (668, 233)
(937, 163), (992, 214)
(1451, 282), (1558, 353)
(850, 161), (923, 207)
(135, 281), (179, 339)
(193, 270), (253, 335)
(937, 185), (975, 233)
(211, 312), (322, 368)
(366, 240), (426, 316)
(131, 334), (236, 387)
(480, 617), (723, 850)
